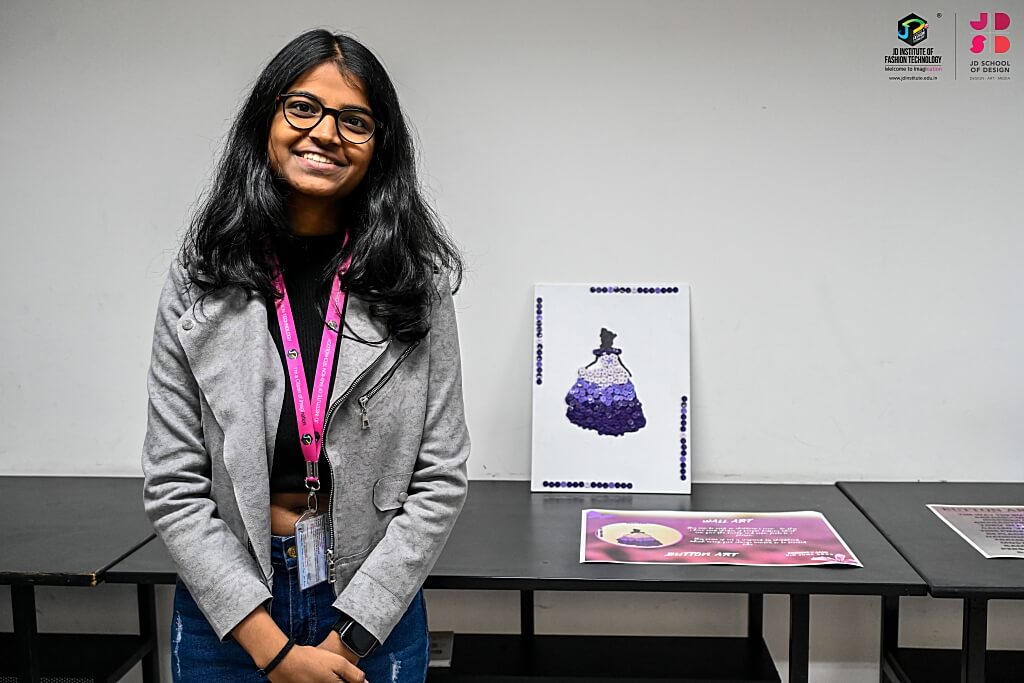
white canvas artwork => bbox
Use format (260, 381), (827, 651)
(531, 284), (691, 494)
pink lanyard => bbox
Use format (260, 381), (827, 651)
(269, 235), (351, 493)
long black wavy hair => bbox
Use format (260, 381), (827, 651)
(180, 28), (463, 342)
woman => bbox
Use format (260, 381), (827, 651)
(141, 29), (470, 682)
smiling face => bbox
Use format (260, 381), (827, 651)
(267, 62), (376, 203)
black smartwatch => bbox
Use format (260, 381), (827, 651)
(332, 613), (380, 658)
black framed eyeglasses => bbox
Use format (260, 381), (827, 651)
(275, 92), (380, 145)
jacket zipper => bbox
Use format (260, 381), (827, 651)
(252, 339), (419, 589)
(322, 343), (391, 585)
(357, 339), (421, 430)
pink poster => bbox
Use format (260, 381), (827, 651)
(581, 509), (862, 567)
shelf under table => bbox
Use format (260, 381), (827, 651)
(0, 632), (151, 683)
(884, 648), (1023, 683)
(427, 633), (780, 683)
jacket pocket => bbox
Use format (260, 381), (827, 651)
(372, 471), (415, 511)
(357, 339), (421, 429)
(334, 473), (412, 562)
(335, 543), (373, 563)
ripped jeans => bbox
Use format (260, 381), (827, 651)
(171, 534), (429, 682)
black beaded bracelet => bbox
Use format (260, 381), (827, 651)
(257, 636), (296, 677)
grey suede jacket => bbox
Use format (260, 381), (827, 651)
(141, 258), (470, 644)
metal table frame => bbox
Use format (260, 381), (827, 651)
(840, 481), (1024, 683)
(0, 476), (160, 683)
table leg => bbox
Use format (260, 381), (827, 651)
(138, 584), (160, 683)
(748, 593), (763, 639)
(788, 594), (810, 683)
(12, 585), (40, 683)
(879, 595), (899, 683)
(520, 590), (535, 638)
(960, 597), (987, 683)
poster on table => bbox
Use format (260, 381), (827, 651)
(927, 505), (1024, 559)
(581, 509), (863, 567)
(531, 283), (691, 494)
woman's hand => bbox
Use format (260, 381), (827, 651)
(267, 644), (366, 682)
(317, 629), (362, 666)
(231, 602), (365, 680)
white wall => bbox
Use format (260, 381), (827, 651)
(1, 1), (1021, 681)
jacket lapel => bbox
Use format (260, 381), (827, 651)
(176, 287), (281, 576)
(330, 292), (391, 406)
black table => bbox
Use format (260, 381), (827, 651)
(839, 482), (1024, 683)
(0, 476), (159, 683)
(109, 481), (926, 682)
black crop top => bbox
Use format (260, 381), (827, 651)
(267, 230), (348, 495)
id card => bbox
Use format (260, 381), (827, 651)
(294, 510), (328, 590)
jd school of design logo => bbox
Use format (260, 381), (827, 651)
(898, 13), (929, 45)
(969, 12), (1011, 54)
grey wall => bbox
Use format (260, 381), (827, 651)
(1, 1), (1021, 681)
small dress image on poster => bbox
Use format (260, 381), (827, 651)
(532, 284), (691, 494)
(596, 522), (683, 549)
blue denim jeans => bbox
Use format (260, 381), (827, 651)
(171, 534), (429, 682)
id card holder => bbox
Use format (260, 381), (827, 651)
(294, 509), (328, 590)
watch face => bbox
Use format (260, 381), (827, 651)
(342, 622), (378, 656)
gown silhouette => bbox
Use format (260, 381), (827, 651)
(616, 528), (662, 547)
(565, 328), (647, 437)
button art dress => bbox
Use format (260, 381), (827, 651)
(564, 328), (647, 437)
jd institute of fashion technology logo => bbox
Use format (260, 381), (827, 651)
(898, 13), (929, 45)
(886, 12), (943, 80)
